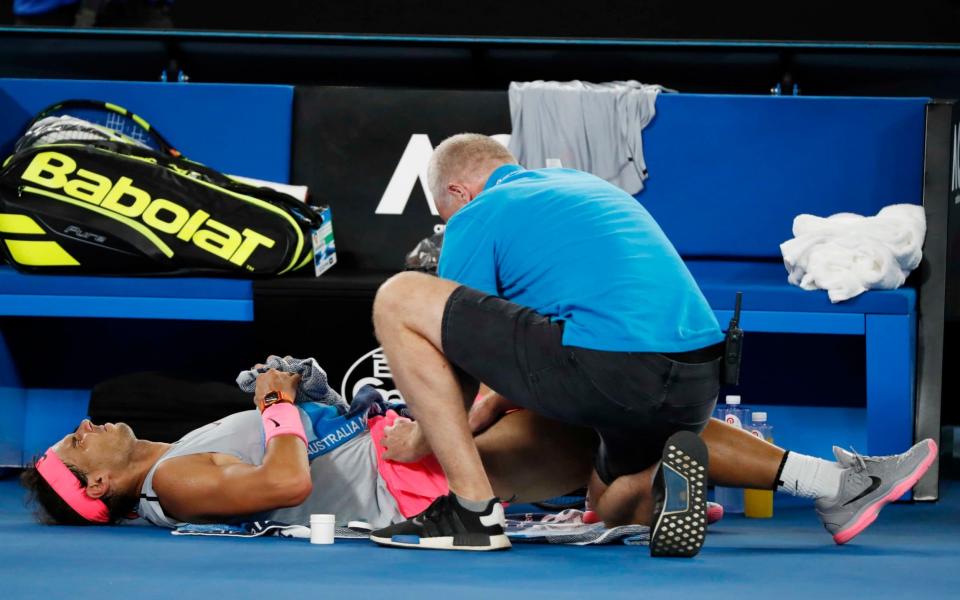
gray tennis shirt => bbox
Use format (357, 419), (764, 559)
(137, 410), (403, 529)
(507, 80), (665, 195)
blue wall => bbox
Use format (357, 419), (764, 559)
(642, 95), (927, 258)
(0, 78), (293, 182)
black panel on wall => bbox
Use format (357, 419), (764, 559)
(254, 86), (512, 397)
(252, 276), (386, 398)
(3, 1), (960, 42)
(167, 1), (960, 44)
(0, 317), (258, 388)
(4, 34), (960, 101)
(291, 86), (510, 272)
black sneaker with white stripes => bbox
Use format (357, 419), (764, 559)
(649, 430), (710, 558)
(370, 493), (512, 551)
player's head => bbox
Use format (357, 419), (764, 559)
(21, 420), (140, 525)
(428, 133), (518, 222)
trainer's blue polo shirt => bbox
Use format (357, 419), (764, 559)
(438, 165), (722, 353)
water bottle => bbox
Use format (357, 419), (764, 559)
(744, 412), (775, 518)
(714, 395), (748, 513)
(718, 395), (750, 429)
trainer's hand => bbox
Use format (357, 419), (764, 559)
(382, 417), (431, 463)
(254, 368), (301, 410)
(468, 393), (513, 434)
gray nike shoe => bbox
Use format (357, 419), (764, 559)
(815, 439), (937, 544)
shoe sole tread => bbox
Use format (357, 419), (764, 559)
(650, 431), (709, 558)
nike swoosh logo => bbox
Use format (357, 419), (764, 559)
(842, 476), (882, 506)
(268, 418), (280, 428)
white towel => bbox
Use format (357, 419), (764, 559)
(779, 204), (926, 303)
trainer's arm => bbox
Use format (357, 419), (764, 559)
(381, 384), (515, 462)
(152, 370), (312, 521)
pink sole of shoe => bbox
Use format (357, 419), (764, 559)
(833, 439), (938, 545)
(707, 503), (724, 525)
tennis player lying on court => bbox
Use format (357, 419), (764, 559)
(21, 368), (598, 529)
(23, 364), (934, 551)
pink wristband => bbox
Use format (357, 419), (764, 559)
(262, 402), (308, 448)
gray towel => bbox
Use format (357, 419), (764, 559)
(507, 80), (668, 195)
(236, 356), (348, 413)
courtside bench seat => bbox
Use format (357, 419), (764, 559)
(0, 266), (254, 321)
(691, 260), (916, 319)
(688, 259), (917, 459)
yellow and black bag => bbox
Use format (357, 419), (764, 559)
(0, 100), (323, 276)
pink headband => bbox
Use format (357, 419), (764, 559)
(36, 449), (110, 524)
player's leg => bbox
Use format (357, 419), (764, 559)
(476, 409), (597, 503)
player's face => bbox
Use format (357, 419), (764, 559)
(50, 419), (137, 475)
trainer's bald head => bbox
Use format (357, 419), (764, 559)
(427, 133), (517, 222)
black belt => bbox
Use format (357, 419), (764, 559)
(660, 342), (725, 364)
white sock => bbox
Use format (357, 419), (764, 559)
(454, 494), (493, 513)
(776, 451), (845, 500)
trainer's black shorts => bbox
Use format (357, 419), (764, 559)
(442, 285), (721, 484)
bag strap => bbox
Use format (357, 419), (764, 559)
(158, 152), (325, 229)
(26, 100), (182, 159)
(88, 141), (325, 230)
(25, 101), (319, 226)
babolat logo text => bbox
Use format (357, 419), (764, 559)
(21, 151), (276, 266)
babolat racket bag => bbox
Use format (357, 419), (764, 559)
(0, 100), (323, 276)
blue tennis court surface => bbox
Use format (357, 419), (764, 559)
(1, 476), (957, 599)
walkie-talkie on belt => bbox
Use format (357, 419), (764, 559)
(722, 292), (744, 386)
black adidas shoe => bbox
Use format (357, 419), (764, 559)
(370, 493), (512, 551)
(650, 431), (709, 558)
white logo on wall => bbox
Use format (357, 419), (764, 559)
(341, 346), (405, 403)
(375, 133), (512, 216)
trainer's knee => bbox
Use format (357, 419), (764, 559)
(373, 271), (426, 333)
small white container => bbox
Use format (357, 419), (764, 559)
(310, 514), (335, 545)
